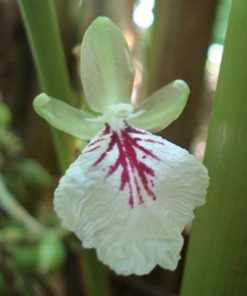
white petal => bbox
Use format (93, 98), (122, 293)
(81, 17), (134, 113)
(129, 80), (190, 132)
(33, 93), (104, 140)
(54, 122), (209, 275)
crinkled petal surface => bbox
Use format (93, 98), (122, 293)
(129, 80), (190, 132)
(33, 93), (103, 140)
(54, 122), (209, 275)
(81, 17), (134, 113)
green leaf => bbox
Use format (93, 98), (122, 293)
(81, 17), (134, 113)
(181, 1), (247, 295)
(37, 233), (66, 273)
(0, 101), (11, 128)
(13, 245), (38, 273)
(16, 158), (51, 189)
(33, 93), (103, 140)
(129, 80), (190, 132)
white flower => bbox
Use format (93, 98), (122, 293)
(33, 17), (209, 275)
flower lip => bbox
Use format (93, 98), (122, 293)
(54, 121), (209, 275)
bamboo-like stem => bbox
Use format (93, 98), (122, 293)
(18, 0), (74, 171)
(18, 0), (72, 103)
(83, 250), (109, 296)
(0, 176), (46, 235)
(148, 0), (218, 149)
(17, 1), (109, 295)
(181, 1), (247, 295)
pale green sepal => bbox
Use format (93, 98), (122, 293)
(129, 80), (190, 132)
(81, 17), (134, 113)
(33, 93), (103, 140)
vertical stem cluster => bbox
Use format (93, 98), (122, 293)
(181, 0), (247, 295)
(18, 0), (72, 103)
(18, 0), (74, 171)
(148, 0), (218, 149)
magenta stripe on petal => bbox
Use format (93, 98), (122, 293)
(86, 122), (164, 208)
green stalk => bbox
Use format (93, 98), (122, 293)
(83, 250), (109, 296)
(181, 1), (247, 295)
(0, 176), (46, 235)
(18, 0), (74, 171)
(18, 1), (109, 295)
(18, 0), (72, 103)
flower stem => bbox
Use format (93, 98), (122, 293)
(83, 250), (109, 296)
(181, 0), (247, 295)
(18, 0), (74, 171)
(0, 176), (46, 235)
(18, 0), (73, 103)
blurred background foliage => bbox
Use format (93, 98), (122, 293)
(0, 0), (232, 295)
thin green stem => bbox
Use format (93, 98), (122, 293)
(0, 176), (46, 235)
(83, 250), (109, 296)
(18, 0), (73, 103)
(18, 0), (74, 171)
(181, 0), (247, 295)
